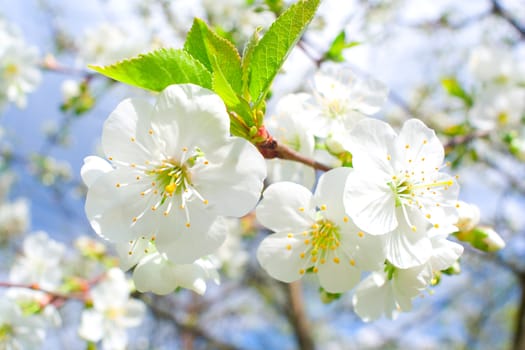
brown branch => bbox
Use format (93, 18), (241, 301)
(283, 281), (315, 350)
(513, 274), (525, 350)
(257, 135), (332, 172)
(0, 281), (88, 302)
(491, 0), (525, 39)
(141, 294), (241, 350)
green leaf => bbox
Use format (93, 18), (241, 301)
(241, 28), (261, 99)
(248, 0), (320, 106)
(324, 31), (360, 62)
(89, 48), (212, 92)
(184, 18), (242, 93)
(441, 77), (473, 107)
(264, 0), (285, 15)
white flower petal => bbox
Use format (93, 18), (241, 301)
(343, 118), (396, 176)
(102, 98), (157, 164)
(314, 167), (352, 224)
(81, 156), (113, 188)
(256, 182), (316, 232)
(394, 118), (444, 171)
(344, 171), (397, 235)
(85, 168), (157, 243)
(155, 210), (226, 264)
(78, 310), (104, 342)
(152, 84), (229, 155)
(429, 237), (463, 271)
(133, 253), (216, 295)
(193, 137), (266, 217)
(317, 254), (360, 293)
(256, 231), (307, 283)
(352, 272), (397, 322)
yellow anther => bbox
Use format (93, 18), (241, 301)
(387, 154), (391, 160)
(421, 157), (425, 161)
(151, 206), (157, 211)
(163, 211), (169, 216)
(149, 129), (153, 135)
(411, 225), (417, 232)
(333, 257), (340, 264)
(311, 249), (318, 256)
(300, 252), (305, 259)
(311, 256), (317, 263)
(136, 176), (140, 180)
(132, 217), (137, 222)
(320, 204), (327, 211)
(350, 259), (356, 266)
(286, 244), (292, 251)
(131, 163), (136, 168)
(426, 214), (431, 219)
(298, 207), (305, 212)
(128, 251), (132, 255)
(358, 231), (364, 238)
(455, 203), (460, 208)
(423, 139), (428, 144)
(108, 156), (113, 161)
(182, 147), (188, 152)
(405, 144), (410, 149)
(320, 258), (326, 264)
(204, 160), (209, 165)
(287, 233), (293, 238)
(304, 239), (310, 244)
(203, 199), (209, 205)
(165, 183), (176, 194)
(299, 269), (305, 275)
(185, 223), (191, 228)
(311, 224), (319, 229)
(151, 181), (156, 186)
(153, 190), (158, 195)
(434, 224), (439, 228)
(130, 137), (135, 142)
(313, 267), (318, 273)
(116, 183), (121, 188)
(343, 216), (349, 223)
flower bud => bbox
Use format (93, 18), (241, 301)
(473, 226), (506, 252)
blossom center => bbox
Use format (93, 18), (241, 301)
(4, 63), (19, 78)
(0, 323), (14, 341)
(148, 159), (191, 197)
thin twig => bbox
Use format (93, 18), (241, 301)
(283, 281), (315, 350)
(491, 0), (525, 39)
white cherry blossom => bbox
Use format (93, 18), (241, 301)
(0, 299), (47, 349)
(0, 20), (41, 108)
(305, 64), (388, 138)
(9, 231), (66, 290)
(78, 268), (146, 350)
(344, 118), (460, 236)
(256, 168), (385, 293)
(83, 84), (266, 264)
(352, 234), (463, 321)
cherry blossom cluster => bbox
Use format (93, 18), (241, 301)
(0, 232), (146, 349)
(257, 65), (466, 320)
